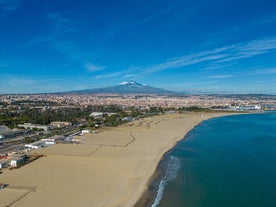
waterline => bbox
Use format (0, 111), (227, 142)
(151, 156), (180, 207)
(156, 112), (276, 207)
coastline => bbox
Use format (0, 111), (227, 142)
(141, 111), (276, 207)
(133, 112), (239, 207)
(134, 150), (171, 207)
(0, 112), (238, 207)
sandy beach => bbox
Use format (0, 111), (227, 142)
(0, 112), (234, 207)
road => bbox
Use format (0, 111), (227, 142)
(0, 143), (25, 154)
(0, 126), (80, 154)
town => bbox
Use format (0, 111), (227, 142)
(0, 93), (276, 171)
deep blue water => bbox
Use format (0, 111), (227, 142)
(153, 112), (276, 207)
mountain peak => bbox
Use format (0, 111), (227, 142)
(118, 80), (145, 86)
(64, 81), (175, 94)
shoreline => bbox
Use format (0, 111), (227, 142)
(134, 150), (171, 207)
(133, 112), (240, 207)
(138, 112), (275, 207)
(0, 112), (239, 207)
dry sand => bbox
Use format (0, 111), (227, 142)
(0, 112), (235, 207)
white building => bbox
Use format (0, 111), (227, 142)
(10, 156), (24, 167)
(254, 105), (262, 110)
(121, 117), (134, 122)
(50, 121), (72, 128)
(18, 123), (50, 131)
(81, 130), (91, 135)
(25, 140), (46, 150)
(89, 112), (104, 119)
(41, 135), (65, 144)
(25, 135), (64, 150)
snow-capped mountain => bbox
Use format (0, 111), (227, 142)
(118, 80), (146, 87)
(65, 81), (175, 94)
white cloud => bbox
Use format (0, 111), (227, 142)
(122, 74), (136, 79)
(0, 75), (65, 93)
(207, 67), (276, 81)
(0, 0), (20, 17)
(48, 12), (75, 34)
(94, 65), (143, 80)
(208, 75), (234, 79)
(27, 36), (55, 45)
(247, 15), (276, 28)
(248, 67), (276, 75)
(133, 1), (179, 26)
(214, 37), (276, 63)
(84, 63), (104, 72)
(95, 71), (123, 79)
(139, 37), (276, 74)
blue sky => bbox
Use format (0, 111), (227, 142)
(0, 0), (276, 94)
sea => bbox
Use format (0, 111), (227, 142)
(150, 112), (276, 207)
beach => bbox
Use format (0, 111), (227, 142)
(0, 112), (233, 207)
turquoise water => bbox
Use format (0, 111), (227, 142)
(153, 113), (276, 207)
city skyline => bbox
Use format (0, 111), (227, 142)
(1, 0), (276, 94)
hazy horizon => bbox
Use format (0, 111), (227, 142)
(1, 80), (276, 95)
(1, 0), (276, 94)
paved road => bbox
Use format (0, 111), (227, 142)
(0, 143), (25, 154)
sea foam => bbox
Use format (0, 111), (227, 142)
(151, 156), (180, 207)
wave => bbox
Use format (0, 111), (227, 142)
(151, 156), (181, 207)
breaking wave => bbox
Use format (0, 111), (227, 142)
(151, 156), (181, 207)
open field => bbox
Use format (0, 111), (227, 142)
(80, 129), (134, 147)
(0, 112), (235, 207)
(36, 144), (101, 157)
(0, 185), (36, 207)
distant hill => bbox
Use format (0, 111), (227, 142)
(64, 81), (176, 95)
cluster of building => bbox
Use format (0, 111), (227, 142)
(0, 93), (275, 172)
(0, 154), (28, 169)
(18, 121), (72, 132)
(1, 94), (276, 109)
(24, 135), (65, 150)
(229, 105), (262, 111)
(0, 135), (66, 170)
(18, 123), (51, 131)
(0, 125), (29, 141)
(0, 121), (72, 143)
